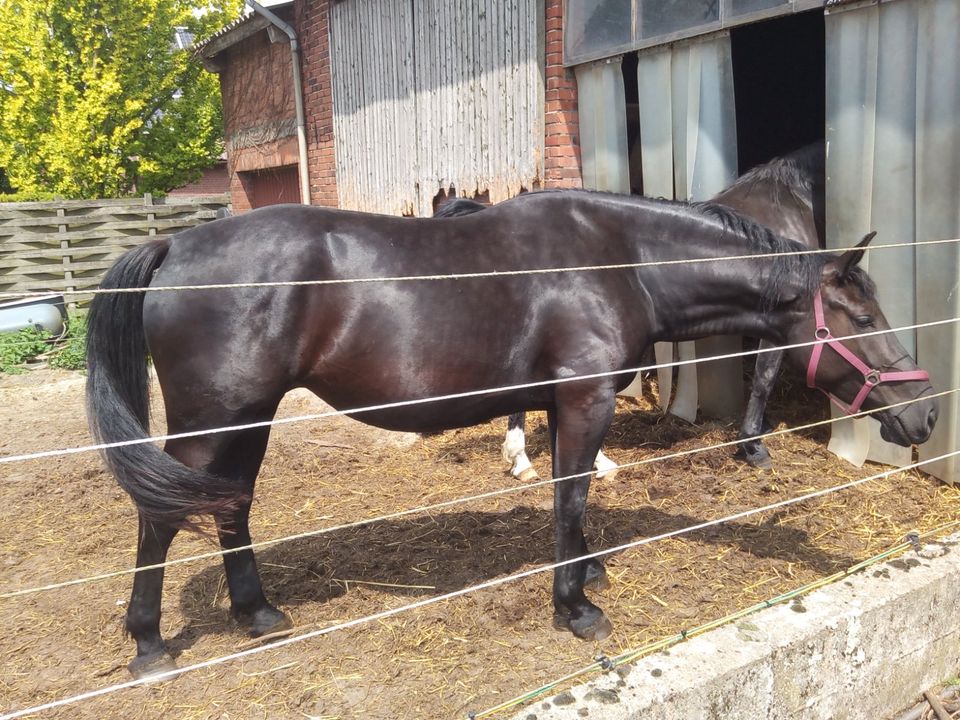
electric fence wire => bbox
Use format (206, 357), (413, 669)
(1, 236), (958, 301)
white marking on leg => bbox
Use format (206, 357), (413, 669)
(501, 426), (527, 464)
(501, 427), (537, 480)
(594, 449), (618, 479)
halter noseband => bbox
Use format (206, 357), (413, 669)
(806, 289), (929, 415)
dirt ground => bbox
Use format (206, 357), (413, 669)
(1, 367), (958, 719)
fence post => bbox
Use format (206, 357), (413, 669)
(145, 193), (157, 236)
(57, 199), (76, 310)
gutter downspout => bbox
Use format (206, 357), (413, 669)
(246, 1), (311, 205)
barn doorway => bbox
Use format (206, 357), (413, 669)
(729, 9), (824, 173)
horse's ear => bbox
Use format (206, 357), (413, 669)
(839, 231), (876, 278)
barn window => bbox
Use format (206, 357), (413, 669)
(564, 0), (820, 64)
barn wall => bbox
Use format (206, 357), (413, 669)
(328, 0), (547, 216)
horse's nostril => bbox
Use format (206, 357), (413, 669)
(927, 405), (939, 432)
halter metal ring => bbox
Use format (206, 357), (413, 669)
(815, 327), (830, 340)
(864, 370), (881, 386)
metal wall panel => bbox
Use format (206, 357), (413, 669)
(329, 0), (544, 216)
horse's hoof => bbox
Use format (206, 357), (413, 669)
(249, 609), (293, 638)
(595, 467), (618, 481)
(516, 467), (540, 483)
(554, 610), (613, 642)
(736, 443), (773, 470)
(128, 651), (177, 680)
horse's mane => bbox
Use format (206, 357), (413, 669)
(721, 142), (823, 210)
(695, 201), (874, 308)
(433, 198), (488, 217)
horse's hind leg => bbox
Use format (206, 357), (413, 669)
(212, 427), (291, 638)
(126, 516), (179, 678)
(502, 412), (539, 481)
(549, 382), (616, 641)
(736, 342), (783, 469)
(125, 408), (283, 678)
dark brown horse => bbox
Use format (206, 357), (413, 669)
(86, 190), (937, 678)
(460, 143), (826, 476)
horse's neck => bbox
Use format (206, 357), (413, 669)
(641, 239), (800, 345)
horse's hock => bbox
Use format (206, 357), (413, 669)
(516, 534), (960, 720)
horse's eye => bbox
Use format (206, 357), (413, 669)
(855, 315), (875, 329)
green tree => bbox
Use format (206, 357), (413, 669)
(0, 0), (242, 198)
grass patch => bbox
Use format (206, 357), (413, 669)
(0, 327), (51, 373)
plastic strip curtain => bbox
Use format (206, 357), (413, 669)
(636, 33), (740, 421)
(574, 58), (630, 193)
(825, 0), (959, 480)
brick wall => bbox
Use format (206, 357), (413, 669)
(221, 29), (296, 140)
(295, 0), (338, 207)
(543, 0), (582, 189)
(168, 162), (230, 196)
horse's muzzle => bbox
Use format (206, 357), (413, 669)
(879, 392), (939, 446)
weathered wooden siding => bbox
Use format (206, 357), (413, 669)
(329, 0), (544, 216)
(0, 194), (229, 300)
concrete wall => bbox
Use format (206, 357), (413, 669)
(511, 535), (960, 720)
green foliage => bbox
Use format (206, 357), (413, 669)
(0, 191), (61, 203)
(0, 0), (243, 199)
(0, 326), (51, 373)
(48, 313), (87, 370)
(0, 312), (88, 373)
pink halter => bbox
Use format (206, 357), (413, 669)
(806, 289), (929, 415)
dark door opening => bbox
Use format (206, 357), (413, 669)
(730, 10), (825, 173)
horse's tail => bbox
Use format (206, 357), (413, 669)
(86, 239), (238, 528)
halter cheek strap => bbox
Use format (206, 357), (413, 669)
(806, 289), (929, 415)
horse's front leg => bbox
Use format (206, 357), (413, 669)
(736, 341), (783, 469)
(501, 412), (539, 481)
(548, 384), (615, 641)
(126, 515), (179, 679)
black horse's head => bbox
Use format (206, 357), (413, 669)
(784, 232), (938, 447)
